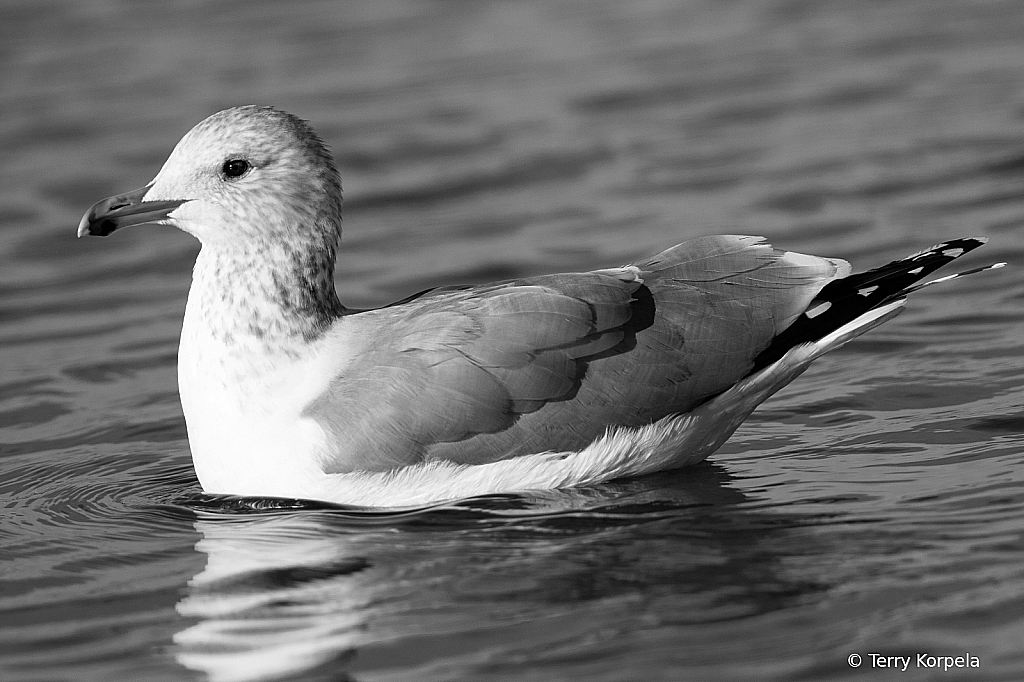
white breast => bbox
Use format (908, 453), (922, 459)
(177, 312), (340, 498)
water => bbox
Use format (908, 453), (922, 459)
(2, 0), (1024, 680)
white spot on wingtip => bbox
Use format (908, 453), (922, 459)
(942, 248), (964, 258)
(858, 285), (878, 297)
(908, 266), (923, 275)
(805, 300), (831, 318)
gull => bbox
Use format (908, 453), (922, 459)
(78, 106), (998, 507)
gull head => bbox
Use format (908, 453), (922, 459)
(78, 106), (343, 248)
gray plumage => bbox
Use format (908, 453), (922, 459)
(307, 234), (845, 470)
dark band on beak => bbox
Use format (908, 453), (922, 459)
(77, 185), (188, 237)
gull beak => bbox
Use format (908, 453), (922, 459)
(77, 184), (188, 237)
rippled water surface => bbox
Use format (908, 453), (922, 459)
(3, 1), (1024, 680)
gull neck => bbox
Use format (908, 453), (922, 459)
(187, 236), (344, 352)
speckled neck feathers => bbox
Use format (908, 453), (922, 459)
(189, 235), (344, 350)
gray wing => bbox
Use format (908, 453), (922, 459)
(307, 235), (848, 471)
(307, 268), (643, 471)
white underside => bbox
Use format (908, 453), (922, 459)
(178, 295), (346, 498)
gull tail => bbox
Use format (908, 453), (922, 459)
(590, 235), (1003, 483)
(751, 237), (996, 373)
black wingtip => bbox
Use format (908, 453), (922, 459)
(902, 236), (987, 263)
(750, 236), (991, 374)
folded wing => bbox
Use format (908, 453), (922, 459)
(308, 235), (849, 471)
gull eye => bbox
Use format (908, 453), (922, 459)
(220, 158), (252, 179)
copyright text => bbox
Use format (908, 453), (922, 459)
(847, 653), (980, 671)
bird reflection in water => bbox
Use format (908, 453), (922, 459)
(174, 507), (370, 681)
(171, 468), (831, 682)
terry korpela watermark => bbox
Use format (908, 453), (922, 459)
(847, 652), (981, 672)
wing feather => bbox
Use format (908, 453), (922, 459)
(309, 270), (644, 470)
